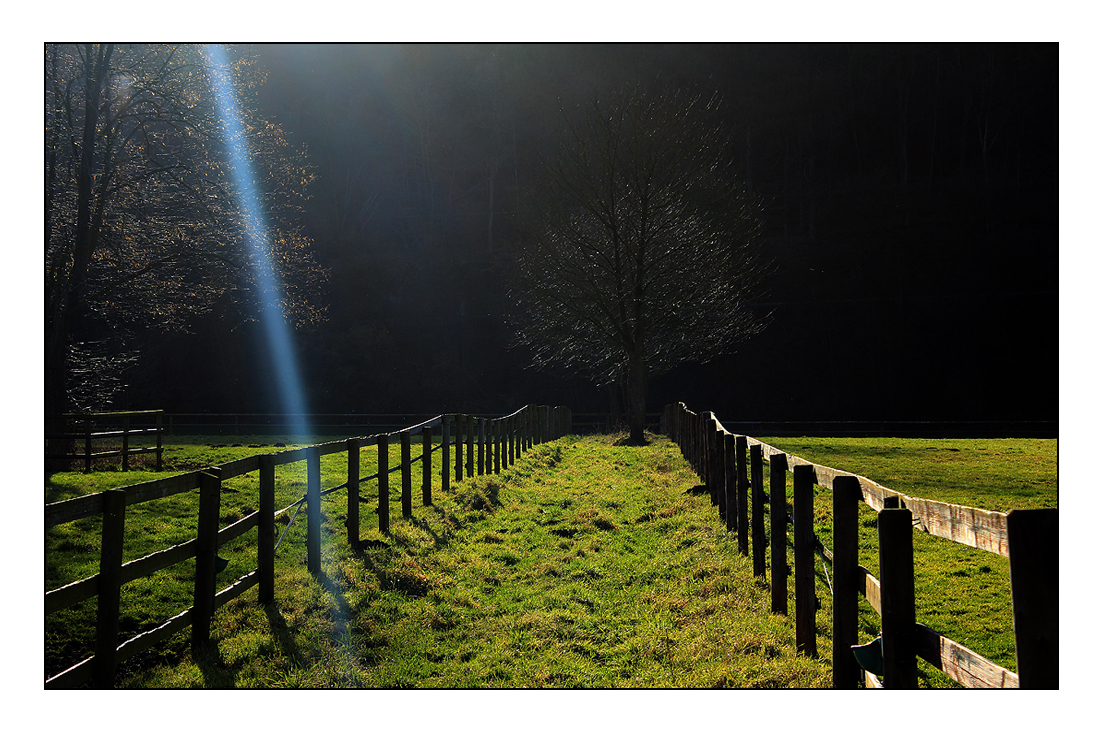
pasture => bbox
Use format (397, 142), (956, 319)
(44, 432), (1056, 688)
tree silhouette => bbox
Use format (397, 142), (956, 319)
(512, 88), (769, 443)
(45, 44), (326, 432)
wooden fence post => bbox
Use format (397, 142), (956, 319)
(455, 415), (464, 482)
(879, 505), (917, 688)
(508, 414), (515, 465)
(770, 453), (789, 615)
(690, 412), (700, 475)
(793, 464), (817, 657)
(831, 475), (862, 689)
(495, 419), (503, 473)
(422, 426), (433, 507)
(751, 444), (766, 578)
(724, 433), (737, 533)
(466, 415), (475, 478)
(258, 455), (275, 604)
(736, 436), (749, 556)
(401, 430), (413, 518)
(478, 418), (486, 476)
(347, 438), (360, 549)
(698, 412), (710, 496)
(92, 489), (126, 687)
(442, 416), (451, 493)
(193, 468), (222, 654)
(377, 434), (390, 533)
(716, 428), (728, 523)
(706, 415), (719, 509)
(1007, 508), (1058, 689)
(306, 447), (322, 575)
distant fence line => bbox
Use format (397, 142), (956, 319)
(45, 405), (571, 689)
(45, 410), (165, 472)
(665, 402), (1057, 690)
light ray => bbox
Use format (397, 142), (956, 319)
(204, 45), (310, 440)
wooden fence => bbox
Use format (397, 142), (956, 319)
(664, 402), (1058, 690)
(44, 404), (571, 689)
(45, 410), (164, 472)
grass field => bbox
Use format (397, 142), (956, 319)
(44, 432), (1056, 688)
(757, 435), (1057, 688)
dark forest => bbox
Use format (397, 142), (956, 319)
(73, 43), (1058, 428)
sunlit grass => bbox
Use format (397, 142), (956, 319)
(47, 433), (830, 688)
(759, 435), (1057, 688)
(46, 433), (1054, 688)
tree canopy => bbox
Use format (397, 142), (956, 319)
(511, 88), (769, 442)
(45, 44), (327, 416)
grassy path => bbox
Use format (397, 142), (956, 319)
(119, 434), (830, 688)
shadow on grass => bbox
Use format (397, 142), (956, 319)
(612, 433), (656, 447)
(264, 603), (307, 672)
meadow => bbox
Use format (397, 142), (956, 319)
(44, 432), (1056, 688)
(759, 435), (1057, 687)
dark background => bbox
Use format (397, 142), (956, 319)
(119, 43), (1058, 431)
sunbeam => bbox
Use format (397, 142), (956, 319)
(204, 44), (310, 439)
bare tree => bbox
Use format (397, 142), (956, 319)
(512, 88), (769, 443)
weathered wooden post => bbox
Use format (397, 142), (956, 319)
(716, 428), (728, 524)
(750, 444), (766, 578)
(306, 447), (322, 575)
(93, 489), (126, 687)
(494, 419), (502, 474)
(466, 415), (475, 478)
(770, 453), (789, 615)
(455, 415), (464, 482)
(258, 455), (276, 603)
(193, 468), (222, 654)
(441, 416), (451, 493)
(724, 433), (737, 533)
(377, 434), (390, 533)
(793, 464), (817, 657)
(832, 475), (862, 689)
(879, 501), (917, 688)
(702, 413), (718, 509)
(507, 414), (515, 465)
(1007, 508), (1058, 689)
(736, 435), (749, 556)
(477, 418), (486, 476)
(422, 426), (433, 506)
(400, 430), (413, 518)
(346, 439), (360, 549)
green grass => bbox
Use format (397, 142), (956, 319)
(757, 436), (1057, 688)
(46, 433), (830, 688)
(45, 433), (1056, 688)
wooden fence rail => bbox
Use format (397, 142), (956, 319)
(664, 402), (1057, 690)
(45, 410), (164, 472)
(45, 405), (571, 689)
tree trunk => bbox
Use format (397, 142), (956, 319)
(46, 44), (113, 471)
(625, 352), (648, 444)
